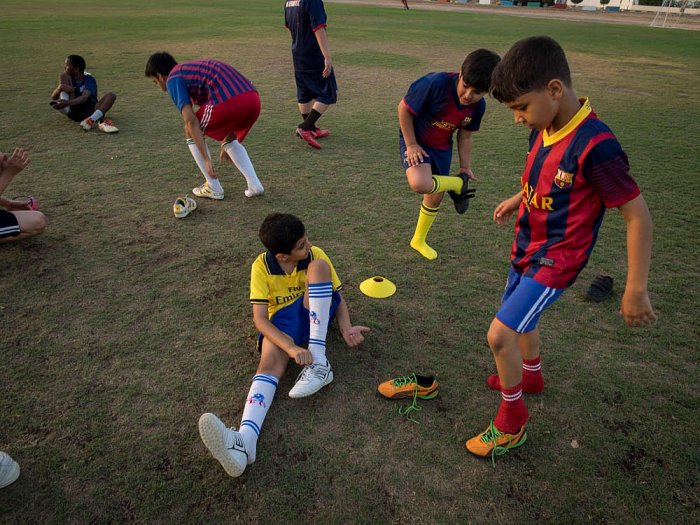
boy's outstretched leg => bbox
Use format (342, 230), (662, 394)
(289, 259), (334, 398)
(486, 328), (544, 393)
(198, 413), (249, 477)
(467, 319), (528, 457)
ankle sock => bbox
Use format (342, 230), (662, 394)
(493, 383), (528, 434)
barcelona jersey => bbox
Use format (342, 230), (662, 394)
(250, 246), (343, 319)
(166, 60), (256, 112)
(402, 72), (485, 151)
(285, 0), (328, 72)
(512, 98), (640, 289)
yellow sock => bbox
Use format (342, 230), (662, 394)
(410, 203), (439, 260)
(430, 175), (463, 194)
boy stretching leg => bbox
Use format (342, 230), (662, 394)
(466, 36), (657, 459)
(199, 213), (369, 477)
(399, 49), (500, 260)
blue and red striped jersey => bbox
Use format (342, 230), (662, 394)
(166, 60), (256, 112)
(285, 0), (328, 73)
(512, 98), (640, 288)
(403, 72), (485, 151)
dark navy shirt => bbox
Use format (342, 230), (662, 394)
(285, 0), (328, 73)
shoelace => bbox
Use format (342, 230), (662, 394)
(299, 364), (327, 382)
(397, 376), (422, 424)
(391, 373), (418, 388)
(481, 421), (510, 467)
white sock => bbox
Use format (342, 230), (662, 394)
(186, 139), (223, 193)
(59, 92), (70, 114)
(239, 374), (278, 464)
(222, 139), (264, 197)
(307, 282), (333, 364)
(88, 109), (104, 122)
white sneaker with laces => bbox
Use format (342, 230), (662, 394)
(288, 361), (334, 398)
(173, 196), (197, 218)
(79, 117), (94, 131)
(98, 119), (119, 133)
(192, 183), (224, 200)
(198, 413), (248, 477)
(0, 452), (20, 489)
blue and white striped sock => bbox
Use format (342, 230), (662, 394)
(307, 282), (333, 365)
(239, 373), (278, 464)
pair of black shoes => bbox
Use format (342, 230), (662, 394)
(448, 173), (476, 214)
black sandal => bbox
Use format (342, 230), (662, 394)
(586, 275), (613, 302)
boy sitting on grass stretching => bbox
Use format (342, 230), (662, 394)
(199, 213), (369, 477)
(466, 36), (657, 459)
(0, 148), (46, 244)
(145, 52), (264, 200)
(399, 49), (500, 260)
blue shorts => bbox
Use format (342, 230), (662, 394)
(67, 99), (96, 122)
(399, 133), (452, 175)
(0, 210), (20, 238)
(295, 69), (338, 105)
(496, 267), (565, 333)
(257, 291), (342, 352)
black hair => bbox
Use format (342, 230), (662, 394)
(490, 36), (572, 103)
(144, 52), (178, 78)
(67, 55), (86, 73)
(460, 49), (501, 93)
(259, 213), (306, 255)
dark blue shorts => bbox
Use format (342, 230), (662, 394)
(67, 99), (96, 122)
(295, 69), (338, 105)
(257, 291), (342, 352)
(0, 210), (20, 238)
(496, 267), (565, 333)
(399, 133), (452, 175)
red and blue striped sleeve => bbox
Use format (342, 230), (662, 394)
(583, 138), (640, 209)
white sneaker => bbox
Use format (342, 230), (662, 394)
(79, 117), (95, 131)
(198, 413), (248, 477)
(0, 452), (20, 489)
(173, 196), (197, 218)
(288, 361), (334, 398)
(97, 118), (119, 133)
(244, 186), (265, 198)
(192, 183), (224, 200)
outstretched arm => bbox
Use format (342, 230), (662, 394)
(335, 295), (370, 347)
(618, 194), (657, 326)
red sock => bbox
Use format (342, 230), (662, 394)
(486, 356), (544, 393)
(493, 383), (528, 434)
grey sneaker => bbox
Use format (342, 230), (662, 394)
(0, 452), (20, 489)
(288, 361), (334, 398)
(198, 413), (248, 477)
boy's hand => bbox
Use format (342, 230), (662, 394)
(493, 194), (520, 225)
(342, 325), (370, 347)
(289, 346), (313, 366)
(0, 148), (30, 178)
(404, 144), (429, 167)
(322, 57), (332, 78)
(459, 168), (477, 182)
(50, 100), (69, 110)
(620, 290), (657, 327)
(5, 199), (32, 211)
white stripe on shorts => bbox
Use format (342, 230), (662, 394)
(517, 286), (557, 333)
(200, 104), (213, 131)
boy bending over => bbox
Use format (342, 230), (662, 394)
(50, 55), (118, 133)
(399, 49), (500, 260)
(199, 213), (369, 477)
(145, 52), (264, 200)
(466, 36), (657, 459)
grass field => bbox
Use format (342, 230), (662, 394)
(1, 0), (699, 523)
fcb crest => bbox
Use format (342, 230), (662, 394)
(554, 169), (574, 190)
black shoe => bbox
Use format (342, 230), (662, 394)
(448, 173), (476, 214)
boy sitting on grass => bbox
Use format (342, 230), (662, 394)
(465, 36), (657, 460)
(199, 213), (369, 477)
(50, 55), (119, 133)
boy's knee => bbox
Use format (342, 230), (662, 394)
(24, 212), (47, 236)
(487, 318), (516, 353)
(307, 259), (331, 279)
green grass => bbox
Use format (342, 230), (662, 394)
(0, 0), (699, 522)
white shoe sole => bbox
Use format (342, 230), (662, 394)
(192, 190), (224, 200)
(288, 369), (334, 399)
(198, 414), (247, 477)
